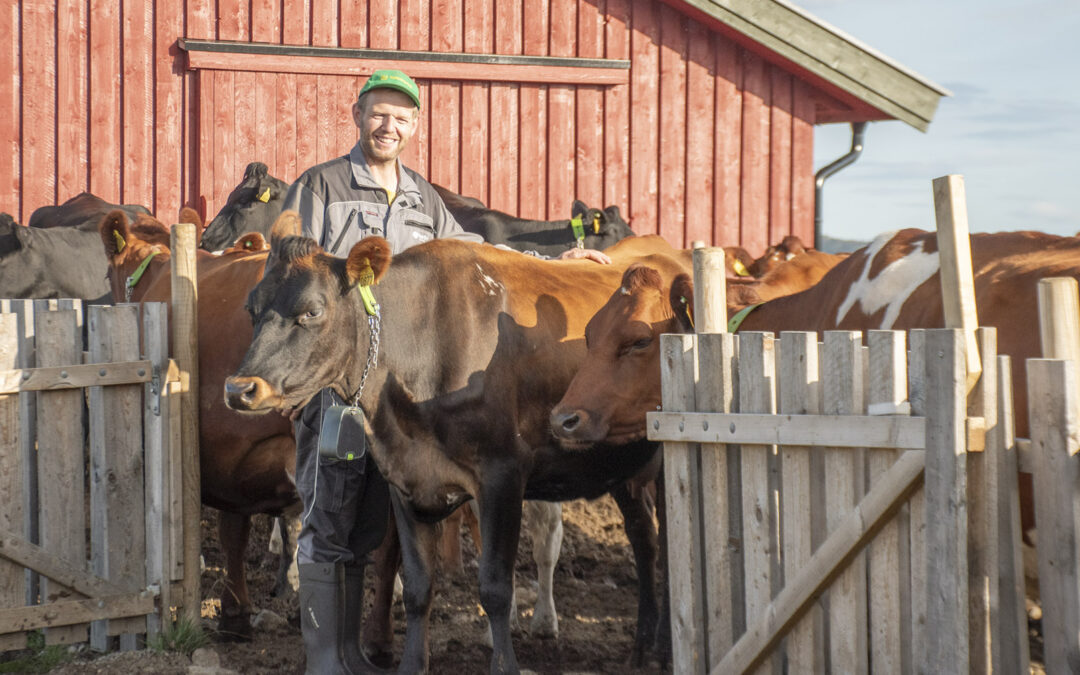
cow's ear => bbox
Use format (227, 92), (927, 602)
(229, 232), (268, 253)
(99, 210), (131, 259)
(570, 200), (588, 220)
(269, 210), (302, 245)
(603, 205), (623, 224)
(178, 206), (203, 232)
(669, 274), (695, 333)
(346, 237), (392, 287)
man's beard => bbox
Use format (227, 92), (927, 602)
(361, 134), (402, 163)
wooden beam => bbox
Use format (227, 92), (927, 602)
(0, 592), (156, 634)
(181, 41), (629, 86)
(0, 531), (127, 597)
(0, 360), (154, 394)
(713, 449), (924, 674)
(692, 247), (727, 334)
(933, 175), (982, 393)
(647, 411), (925, 449)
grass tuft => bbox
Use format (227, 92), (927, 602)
(0, 631), (74, 673)
(149, 615), (209, 656)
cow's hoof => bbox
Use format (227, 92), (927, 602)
(216, 612), (254, 642)
(529, 613), (558, 639)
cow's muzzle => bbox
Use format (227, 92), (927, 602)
(224, 375), (278, 411)
(550, 407), (604, 445)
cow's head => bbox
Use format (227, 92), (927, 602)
(224, 230), (392, 416)
(0, 215), (38, 297)
(725, 246), (755, 278)
(749, 235), (808, 277)
(98, 210), (175, 302)
(200, 162), (288, 252)
(571, 201), (635, 246)
(550, 264), (681, 448)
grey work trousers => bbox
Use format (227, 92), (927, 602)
(294, 389), (390, 564)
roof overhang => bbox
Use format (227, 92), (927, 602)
(663, 0), (951, 132)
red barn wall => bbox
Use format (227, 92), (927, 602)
(1, 0), (823, 254)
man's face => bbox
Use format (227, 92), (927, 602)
(353, 89), (419, 166)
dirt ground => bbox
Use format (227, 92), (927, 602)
(47, 495), (656, 674)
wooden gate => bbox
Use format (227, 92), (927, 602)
(650, 324), (1031, 673)
(0, 299), (182, 650)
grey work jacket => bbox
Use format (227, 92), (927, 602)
(284, 142), (482, 256)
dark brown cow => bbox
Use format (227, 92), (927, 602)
(99, 210), (297, 640)
(559, 227), (1080, 540)
(225, 232), (689, 673)
(748, 234), (810, 277)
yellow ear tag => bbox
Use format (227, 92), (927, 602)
(592, 214), (601, 234)
(112, 230), (126, 253)
(357, 260), (375, 287)
(732, 259), (750, 277)
(258, 188), (271, 203)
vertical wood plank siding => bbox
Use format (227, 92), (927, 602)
(3, 0), (822, 254)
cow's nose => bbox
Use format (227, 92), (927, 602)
(224, 377), (258, 409)
(550, 410), (585, 437)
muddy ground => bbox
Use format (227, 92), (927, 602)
(46, 495), (656, 674)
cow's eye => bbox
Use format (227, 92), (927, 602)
(299, 308), (323, 324)
(621, 337), (652, 355)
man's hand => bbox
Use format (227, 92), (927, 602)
(558, 248), (612, 264)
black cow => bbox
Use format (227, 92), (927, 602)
(444, 196), (635, 257)
(1, 215), (112, 302)
(200, 162), (289, 252)
(225, 232), (684, 673)
(29, 192), (151, 230)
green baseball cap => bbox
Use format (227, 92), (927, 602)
(358, 69), (421, 108)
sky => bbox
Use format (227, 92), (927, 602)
(801, 0), (1080, 246)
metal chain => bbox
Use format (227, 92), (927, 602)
(351, 310), (381, 407)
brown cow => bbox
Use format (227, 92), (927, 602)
(99, 210), (297, 640)
(748, 234), (810, 277)
(559, 228), (1080, 540)
(225, 232), (690, 672)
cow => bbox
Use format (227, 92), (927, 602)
(727, 249), (848, 308)
(0, 212), (172, 303)
(98, 210), (298, 640)
(725, 246), (755, 279)
(224, 231), (690, 673)
(447, 198), (634, 257)
(558, 228), (1080, 544)
(199, 162), (290, 252)
(28, 191), (151, 230)
(748, 234), (810, 277)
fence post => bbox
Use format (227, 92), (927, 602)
(170, 223), (201, 622)
(922, 328), (969, 673)
(142, 302), (171, 640)
(932, 174), (981, 393)
(0, 314), (25, 652)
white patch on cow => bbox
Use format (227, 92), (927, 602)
(619, 286), (630, 296)
(474, 263), (504, 297)
(834, 231), (939, 329)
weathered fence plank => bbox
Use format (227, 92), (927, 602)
(0, 314), (25, 652)
(923, 328), (969, 673)
(907, 329), (928, 662)
(737, 332), (777, 675)
(88, 305), (146, 649)
(696, 331), (741, 658)
(661, 333), (706, 674)
(1028, 357), (1080, 673)
(866, 330), (906, 675)
(821, 331), (867, 673)
(142, 302), (171, 639)
(778, 331), (821, 674)
(35, 308), (87, 646)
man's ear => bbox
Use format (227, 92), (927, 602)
(346, 237), (392, 286)
(669, 274), (695, 333)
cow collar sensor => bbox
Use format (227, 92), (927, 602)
(125, 250), (160, 301)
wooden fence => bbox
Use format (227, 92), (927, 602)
(0, 298), (184, 651)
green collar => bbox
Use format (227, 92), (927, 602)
(727, 302), (764, 333)
(125, 250), (160, 297)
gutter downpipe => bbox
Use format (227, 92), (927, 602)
(814, 122), (867, 246)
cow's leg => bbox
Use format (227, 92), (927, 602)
(271, 510), (302, 597)
(362, 505), (401, 669)
(391, 489), (440, 674)
(654, 471), (671, 668)
(524, 501), (562, 639)
(217, 510), (253, 641)
(478, 476), (524, 675)
(438, 506), (467, 575)
(610, 482), (659, 666)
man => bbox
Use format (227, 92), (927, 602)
(283, 69), (609, 674)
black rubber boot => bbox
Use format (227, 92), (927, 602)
(299, 562), (347, 675)
(343, 564), (387, 674)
